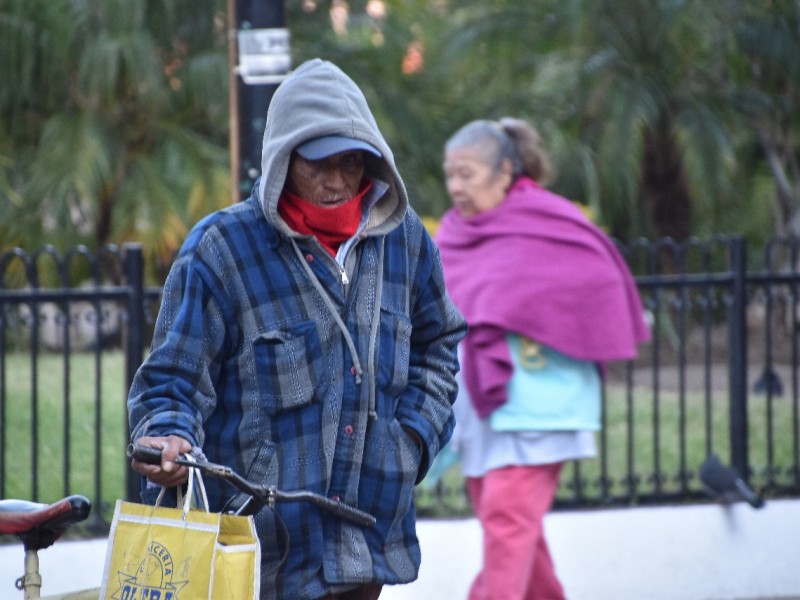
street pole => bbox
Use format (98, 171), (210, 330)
(228, 0), (288, 202)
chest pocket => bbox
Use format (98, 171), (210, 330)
(377, 309), (412, 398)
(251, 320), (327, 415)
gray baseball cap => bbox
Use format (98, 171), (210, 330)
(295, 135), (381, 160)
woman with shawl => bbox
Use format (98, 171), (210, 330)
(436, 118), (650, 600)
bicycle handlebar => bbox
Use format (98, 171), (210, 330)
(127, 443), (376, 528)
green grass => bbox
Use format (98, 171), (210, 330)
(556, 385), (735, 503)
(2, 350), (128, 526)
(2, 350), (797, 525)
(598, 384), (797, 495)
(416, 382), (799, 515)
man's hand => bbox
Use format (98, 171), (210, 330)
(130, 435), (192, 488)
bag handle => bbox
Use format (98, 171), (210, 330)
(154, 454), (210, 518)
(186, 454), (210, 511)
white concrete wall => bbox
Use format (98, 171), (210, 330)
(1, 499), (798, 599)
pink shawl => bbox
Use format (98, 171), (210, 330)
(436, 177), (650, 418)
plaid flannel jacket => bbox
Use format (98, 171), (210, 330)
(129, 194), (466, 599)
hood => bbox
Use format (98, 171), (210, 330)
(258, 58), (408, 237)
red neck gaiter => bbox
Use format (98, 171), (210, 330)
(279, 180), (373, 256)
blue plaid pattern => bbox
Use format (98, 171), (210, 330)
(129, 196), (466, 599)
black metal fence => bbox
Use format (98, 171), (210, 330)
(1, 237), (799, 528)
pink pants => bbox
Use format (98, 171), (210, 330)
(467, 463), (566, 600)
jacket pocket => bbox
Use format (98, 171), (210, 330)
(251, 320), (326, 415)
(360, 417), (419, 521)
(378, 309), (412, 398)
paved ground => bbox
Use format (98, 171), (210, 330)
(3, 499), (799, 600)
(0, 525), (474, 599)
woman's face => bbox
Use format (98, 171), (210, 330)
(287, 150), (365, 207)
(443, 147), (512, 218)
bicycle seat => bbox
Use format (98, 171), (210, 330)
(0, 494), (91, 551)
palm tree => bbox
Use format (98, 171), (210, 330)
(723, 0), (800, 239)
(5, 0), (796, 261)
(288, 0), (741, 243)
(533, 0), (738, 243)
(0, 0), (231, 278)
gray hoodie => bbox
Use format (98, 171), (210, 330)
(258, 58), (407, 239)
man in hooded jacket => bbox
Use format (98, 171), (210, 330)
(127, 58), (467, 599)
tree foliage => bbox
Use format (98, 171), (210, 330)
(0, 0), (230, 273)
(1, 0), (798, 261)
(723, 0), (800, 239)
(289, 0), (798, 248)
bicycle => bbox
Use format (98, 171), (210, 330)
(0, 494), (94, 599)
(1, 444), (376, 599)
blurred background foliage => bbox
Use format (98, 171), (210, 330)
(1, 0), (799, 279)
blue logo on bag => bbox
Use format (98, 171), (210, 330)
(112, 541), (189, 600)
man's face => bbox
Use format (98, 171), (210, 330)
(287, 150), (366, 207)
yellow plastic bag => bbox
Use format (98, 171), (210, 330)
(99, 466), (260, 599)
(213, 513), (261, 598)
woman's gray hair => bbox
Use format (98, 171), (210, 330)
(444, 118), (553, 185)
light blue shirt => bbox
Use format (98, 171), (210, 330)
(441, 340), (598, 480)
(490, 334), (602, 431)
